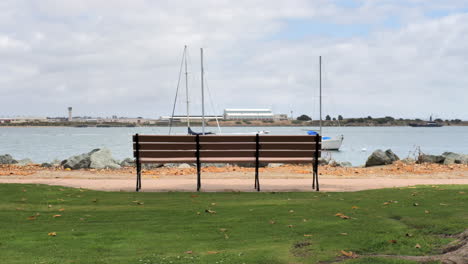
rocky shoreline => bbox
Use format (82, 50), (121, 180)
(1, 148), (467, 170)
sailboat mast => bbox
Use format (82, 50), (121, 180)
(201, 48), (205, 134)
(185, 45), (190, 129)
(319, 56), (322, 136)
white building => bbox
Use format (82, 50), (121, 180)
(223, 109), (274, 120)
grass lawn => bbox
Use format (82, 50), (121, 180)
(0, 184), (467, 264)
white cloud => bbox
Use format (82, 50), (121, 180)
(0, 0), (467, 119)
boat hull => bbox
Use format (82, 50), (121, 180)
(322, 135), (343, 150)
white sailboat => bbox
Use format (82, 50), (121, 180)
(307, 56), (344, 150)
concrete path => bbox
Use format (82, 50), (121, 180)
(1, 178), (467, 192)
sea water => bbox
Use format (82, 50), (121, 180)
(1, 126), (467, 166)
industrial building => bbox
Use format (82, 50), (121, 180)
(223, 109), (274, 120)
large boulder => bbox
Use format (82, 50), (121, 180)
(61, 148), (121, 170)
(0, 154), (18, 165)
(89, 148), (121, 169)
(365, 149), (400, 167)
(442, 152), (468, 165)
(417, 154), (445, 164)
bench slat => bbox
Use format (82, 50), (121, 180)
(196, 135), (319, 143)
(135, 143), (196, 150)
(134, 142), (319, 151)
(137, 150), (320, 158)
(139, 157), (317, 164)
(134, 135), (196, 143)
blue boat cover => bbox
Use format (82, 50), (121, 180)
(307, 131), (331, 140)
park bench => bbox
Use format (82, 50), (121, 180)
(133, 134), (321, 192)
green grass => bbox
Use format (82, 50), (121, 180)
(0, 184), (467, 264)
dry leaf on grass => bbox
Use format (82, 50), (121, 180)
(304, 234), (313, 237)
(205, 209), (216, 214)
(340, 250), (357, 258)
(52, 215), (61, 218)
(335, 213), (350, 219)
(207, 251), (219, 254)
(48, 232), (57, 236)
(185, 251), (193, 254)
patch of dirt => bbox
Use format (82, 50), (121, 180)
(291, 241), (313, 257)
(370, 229), (468, 264)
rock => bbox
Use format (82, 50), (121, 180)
(365, 149), (400, 167)
(267, 163), (284, 168)
(328, 160), (353, 167)
(61, 148), (121, 170)
(0, 154), (18, 164)
(120, 158), (135, 167)
(318, 158), (329, 166)
(61, 151), (93, 170)
(385, 149), (399, 162)
(178, 163), (192, 169)
(202, 163), (229, 168)
(163, 163), (178, 168)
(16, 159), (34, 166)
(236, 162), (268, 168)
(417, 154), (445, 164)
(89, 148), (121, 169)
(441, 152), (468, 165)
(41, 162), (53, 168)
(339, 161), (353, 167)
(143, 163), (163, 169)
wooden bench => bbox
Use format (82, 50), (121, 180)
(133, 134), (321, 192)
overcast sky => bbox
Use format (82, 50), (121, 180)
(1, 0), (467, 120)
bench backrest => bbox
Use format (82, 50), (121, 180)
(133, 135), (321, 160)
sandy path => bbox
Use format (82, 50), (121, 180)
(1, 177), (467, 192)
(1, 163), (467, 192)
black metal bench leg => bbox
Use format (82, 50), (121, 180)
(312, 164), (315, 190)
(136, 163), (141, 192)
(315, 166), (319, 191)
(255, 167), (260, 192)
(197, 165), (201, 192)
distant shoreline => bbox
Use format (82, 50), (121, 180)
(1, 118), (467, 128)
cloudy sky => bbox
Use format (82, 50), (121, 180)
(1, 0), (467, 120)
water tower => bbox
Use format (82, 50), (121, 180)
(68, 107), (72, 122)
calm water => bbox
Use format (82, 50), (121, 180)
(1, 126), (467, 166)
